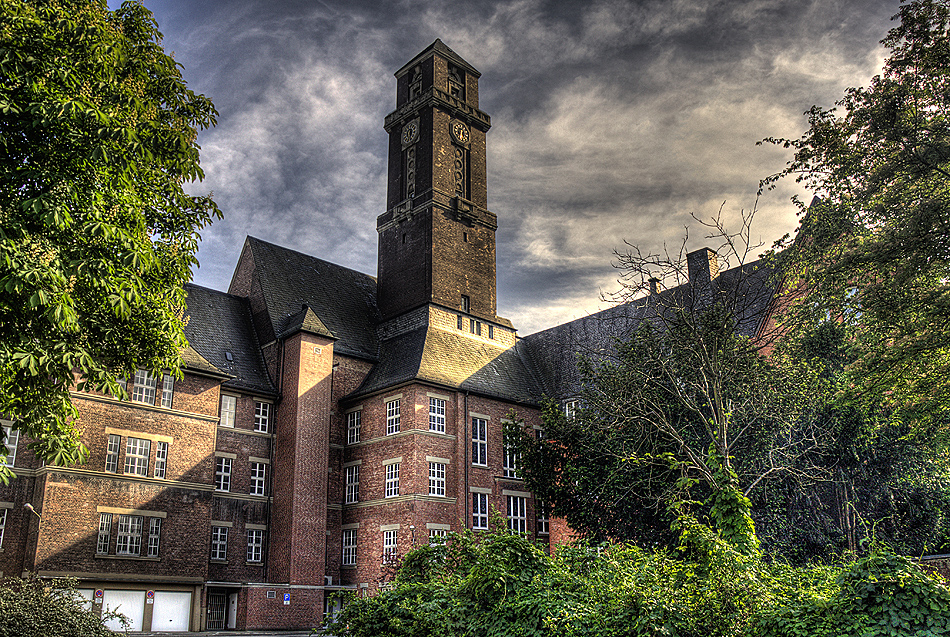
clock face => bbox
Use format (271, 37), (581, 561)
(402, 120), (418, 146)
(452, 122), (470, 144)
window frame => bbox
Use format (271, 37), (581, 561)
(471, 418), (488, 466)
(215, 457), (232, 492)
(254, 401), (270, 433)
(386, 399), (400, 435)
(346, 410), (361, 445)
(429, 398), (446, 433)
(344, 465), (359, 504)
(247, 529), (264, 563)
(342, 528), (357, 566)
(123, 437), (151, 476)
(384, 463), (400, 498)
(1, 426), (18, 468)
(160, 374), (174, 409)
(507, 495), (527, 534)
(131, 370), (157, 405)
(428, 462), (446, 496)
(105, 434), (121, 473)
(503, 432), (520, 479)
(383, 529), (398, 563)
(219, 395), (237, 428)
(115, 514), (144, 556)
(210, 526), (229, 561)
(472, 492), (489, 529)
(97, 512), (112, 554)
(250, 462), (267, 496)
(146, 517), (162, 557)
(153, 441), (168, 479)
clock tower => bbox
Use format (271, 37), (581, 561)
(377, 40), (498, 323)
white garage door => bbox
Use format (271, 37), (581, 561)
(151, 591), (192, 632)
(102, 589), (145, 632)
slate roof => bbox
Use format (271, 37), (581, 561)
(520, 259), (778, 401)
(242, 237), (380, 361)
(351, 326), (544, 405)
(183, 283), (276, 395)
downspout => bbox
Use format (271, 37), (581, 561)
(463, 391), (470, 529)
(264, 338), (285, 581)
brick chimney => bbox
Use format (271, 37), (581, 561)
(686, 247), (719, 288)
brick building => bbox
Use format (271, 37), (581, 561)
(0, 40), (778, 631)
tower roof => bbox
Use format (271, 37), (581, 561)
(395, 38), (481, 78)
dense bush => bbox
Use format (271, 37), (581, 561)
(0, 575), (120, 637)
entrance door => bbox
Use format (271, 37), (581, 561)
(151, 591), (192, 631)
(227, 592), (238, 629)
(207, 593), (226, 630)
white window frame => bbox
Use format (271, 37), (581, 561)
(386, 399), (400, 435)
(428, 528), (447, 544)
(564, 399), (579, 421)
(537, 502), (549, 535)
(116, 514), (143, 556)
(131, 370), (157, 405)
(105, 434), (121, 473)
(219, 395), (236, 428)
(429, 462), (446, 496)
(472, 493), (489, 529)
(250, 462), (267, 496)
(0, 508), (7, 550)
(383, 529), (397, 563)
(97, 512), (112, 554)
(247, 529), (264, 563)
(385, 463), (400, 498)
(507, 495), (527, 534)
(146, 517), (162, 557)
(160, 374), (174, 409)
(211, 526), (229, 561)
(215, 457), (232, 492)
(342, 528), (357, 566)
(503, 433), (520, 479)
(429, 398), (446, 433)
(254, 401), (270, 433)
(153, 441), (168, 479)
(472, 418), (487, 466)
(124, 437), (151, 476)
(345, 465), (359, 504)
(1, 426), (18, 468)
(346, 410), (361, 444)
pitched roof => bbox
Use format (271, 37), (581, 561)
(183, 283), (275, 395)
(242, 237), (380, 361)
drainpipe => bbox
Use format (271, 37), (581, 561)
(463, 391), (470, 529)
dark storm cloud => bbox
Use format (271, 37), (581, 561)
(134, 0), (898, 333)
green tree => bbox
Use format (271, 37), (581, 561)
(0, 0), (220, 476)
(0, 575), (123, 636)
(762, 0), (950, 440)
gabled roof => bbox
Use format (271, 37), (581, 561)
(183, 283), (276, 395)
(351, 326), (543, 405)
(240, 237), (380, 361)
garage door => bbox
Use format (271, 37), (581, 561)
(151, 591), (192, 632)
(102, 590), (145, 632)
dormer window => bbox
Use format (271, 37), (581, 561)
(461, 295), (470, 313)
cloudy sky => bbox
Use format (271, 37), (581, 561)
(123, 0), (897, 334)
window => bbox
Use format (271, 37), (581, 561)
(488, 324), (494, 339)
(429, 398), (445, 433)
(345, 465), (359, 504)
(429, 462), (446, 496)
(503, 433), (520, 479)
(564, 400), (579, 421)
(131, 370), (156, 404)
(342, 529), (357, 566)
(97, 513), (112, 553)
(211, 526), (229, 561)
(0, 508), (7, 549)
(215, 457), (232, 492)
(147, 517), (162, 557)
(429, 529), (447, 544)
(461, 295), (470, 312)
(470, 318), (481, 335)
(385, 463), (400, 498)
(247, 529), (264, 563)
(537, 502), (549, 535)
(154, 441), (168, 479)
(386, 400), (400, 435)
(105, 434), (121, 473)
(250, 462), (267, 496)
(472, 493), (489, 529)
(346, 410), (361, 444)
(161, 374), (174, 409)
(116, 514), (143, 556)
(254, 401), (270, 433)
(472, 418), (487, 466)
(124, 437), (151, 476)
(1, 426), (18, 467)
(219, 395), (236, 428)
(507, 496), (527, 534)
(383, 530), (397, 563)
(457, 315), (464, 330)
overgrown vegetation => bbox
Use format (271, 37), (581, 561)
(0, 575), (121, 636)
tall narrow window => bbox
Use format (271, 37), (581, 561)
(1, 426), (18, 467)
(215, 457), (232, 492)
(131, 370), (157, 405)
(161, 374), (174, 409)
(507, 496), (527, 534)
(383, 530), (398, 563)
(386, 399), (400, 435)
(211, 526), (229, 561)
(250, 462), (267, 496)
(116, 514), (143, 555)
(345, 465), (359, 504)
(346, 410), (361, 444)
(472, 418), (487, 466)
(247, 529), (264, 563)
(488, 324), (494, 339)
(342, 529), (357, 566)
(147, 517), (162, 557)
(385, 463), (400, 498)
(254, 402), (270, 433)
(503, 433), (520, 479)
(429, 462), (446, 496)
(537, 502), (550, 535)
(97, 513), (112, 553)
(154, 441), (168, 479)
(461, 295), (470, 312)
(429, 398), (445, 433)
(564, 400), (578, 421)
(124, 437), (151, 476)
(105, 434), (121, 473)
(0, 508), (8, 550)
(473, 493), (489, 529)
(219, 395), (236, 428)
